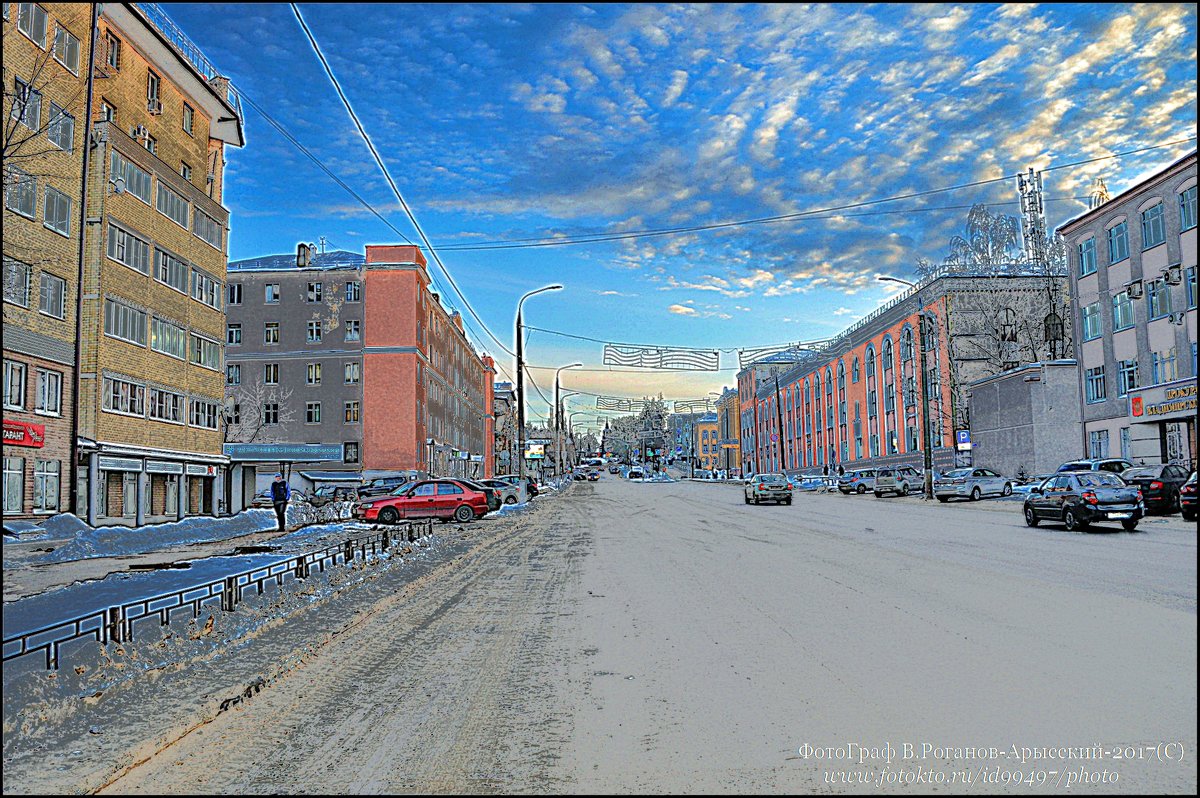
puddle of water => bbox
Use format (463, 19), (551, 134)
(127, 562), (192, 571)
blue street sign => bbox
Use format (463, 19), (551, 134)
(956, 430), (971, 444)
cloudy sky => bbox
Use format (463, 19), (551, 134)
(166, 3), (1196, 427)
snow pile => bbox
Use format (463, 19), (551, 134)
(30, 510), (280, 565)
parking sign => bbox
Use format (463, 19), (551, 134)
(956, 429), (972, 451)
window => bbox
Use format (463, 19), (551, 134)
(227, 283), (242, 305)
(180, 161), (192, 182)
(264, 322), (279, 345)
(5, 167), (36, 218)
(11, 77), (41, 130)
(1077, 237), (1097, 276)
(1181, 186), (1197, 231)
(1111, 291), (1134, 331)
(1120, 428), (1131, 460)
(102, 375), (145, 416)
(227, 403), (240, 425)
(1081, 302), (1102, 340)
(36, 271), (65, 319)
(4, 458), (25, 514)
(107, 223), (151, 273)
(109, 150), (151, 203)
(1117, 359), (1138, 397)
(191, 269), (220, 309)
(345, 361), (360, 384)
(306, 402), (321, 424)
(262, 402), (279, 425)
(103, 298), (147, 345)
(1085, 366), (1106, 404)
(1088, 430), (1109, 460)
(100, 99), (115, 122)
(1151, 349), (1178, 384)
(852, 358), (860, 383)
(148, 387), (185, 424)
(194, 209), (223, 249)
(345, 281), (361, 302)
(190, 398), (219, 430)
(4, 361), (27, 409)
(156, 183), (189, 228)
(42, 185), (70, 235)
(182, 103), (194, 135)
(226, 363), (241, 385)
(104, 30), (120, 69)
(150, 317), (186, 359)
(1141, 202), (1165, 249)
(227, 323), (241, 345)
(344, 401), (360, 423)
(4, 259), (32, 306)
(1147, 278), (1171, 319)
(1186, 266), (1197, 309)
(265, 284), (279, 303)
(190, 333), (221, 370)
(1108, 221), (1129, 263)
(343, 442), (359, 464)
(46, 102), (74, 151)
(264, 363), (278, 384)
(306, 363), (321, 385)
(154, 249), (188, 293)
(17, 4), (48, 47)
(53, 25), (80, 72)
(33, 459), (59, 512)
(141, 133), (157, 156)
(307, 282), (323, 302)
(345, 319), (361, 342)
(306, 320), (322, 343)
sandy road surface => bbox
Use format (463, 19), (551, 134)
(102, 479), (1196, 794)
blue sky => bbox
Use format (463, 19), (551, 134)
(165, 3), (1197, 428)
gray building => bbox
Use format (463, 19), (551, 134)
(223, 248), (365, 504)
(966, 361), (1083, 478)
(1058, 152), (1197, 468)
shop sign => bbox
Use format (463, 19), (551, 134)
(98, 456), (142, 472)
(146, 460), (184, 475)
(186, 464), (217, 476)
(1130, 382), (1198, 420)
(2, 419), (45, 448)
(224, 443), (344, 461)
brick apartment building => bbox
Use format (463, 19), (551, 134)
(3, 2), (92, 519)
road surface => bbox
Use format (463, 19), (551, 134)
(92, 479), (1197, 793)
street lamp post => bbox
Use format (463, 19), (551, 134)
(554, 363), (582, 478)
(878, 276), (935, 500)
(516, 285), (563, 484)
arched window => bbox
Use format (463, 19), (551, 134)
(882, 338), (894, 372)
(852, 357), (860, 383)
(901, 326), (914, 362)
(837, 361), (846, 390)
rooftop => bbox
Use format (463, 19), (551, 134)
(228, 249), (366, 272)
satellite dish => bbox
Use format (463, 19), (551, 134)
(112, 176), (126, 194)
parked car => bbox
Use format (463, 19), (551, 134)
(1180, 472), (1197, 522)
(496, 474), (538, 498)
(587, 471), (600, 481)
(480, 478), (526, 505)
(628, 467), (645, 480)
(837, 469), (877, 495)
(452, 478), (501, 513)
(1023, 471), (1144, 532)
(1012, 474), (1056, 495)
(874, 466), (921, 497)
(309, 485), (359, 507)
(250, 487), (309, 508)
(744, 473), (793, 505)
(933, 467), (1013, 502)
(359, 472), (426, 498)
(1056, 458), (1136, 475)
(608, 465), (620, 474)
(1120, 464), (1192, 514)
(355, 479), (488, 524)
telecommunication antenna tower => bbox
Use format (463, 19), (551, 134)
(1017, 167), (1048, 267)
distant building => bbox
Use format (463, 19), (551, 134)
(493, 381), (516, 475)
(714, 388), (740, 475)
(693, 413), (718, 471)
(1057, 151), (1197, 468)
(966, 361), (1083, 477)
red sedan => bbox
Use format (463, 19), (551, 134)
(356, 479), (488, 524)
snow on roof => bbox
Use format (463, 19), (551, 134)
(228, 249), (366, 271)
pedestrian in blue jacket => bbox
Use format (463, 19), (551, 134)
(270, 473), (290, 531)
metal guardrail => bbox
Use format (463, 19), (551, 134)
(2, 519), (433, 671)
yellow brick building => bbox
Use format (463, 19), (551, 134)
(3, 2), (92, 519)
(75, 3), (244, 524)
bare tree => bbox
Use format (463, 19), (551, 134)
(943, 204), (1024, 270)
(224, 377), (296, 444)
(2, 32), (85, 174)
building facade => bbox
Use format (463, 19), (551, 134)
(492, 381), (516, 475)
(73, 3), (244, 526)
(693, 414), (718, 471)
(3, 2), (93, 519)
(739, 269), (1070, 476)
(713, 387), (740, 476)
(1058, 152), (1197, 469)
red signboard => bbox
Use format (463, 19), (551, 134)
(1131, 396), (1144, 417)
(3, 419), (46, 448)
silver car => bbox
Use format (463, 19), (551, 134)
(934, 467), (1013, 502)
(744, 473), (793, 505)
(481, 478), (526, 505)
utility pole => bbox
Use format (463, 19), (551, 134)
(516, 285), (562, 483)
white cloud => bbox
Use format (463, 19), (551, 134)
(663, 69), (689, 106)
(668, 303), (697, 315)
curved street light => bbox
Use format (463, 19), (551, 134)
(554, 363), (583, 476)
(516, 285), (563, 481)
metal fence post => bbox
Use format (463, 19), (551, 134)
(106, 607), (122, 644)
(344, 540), (353, 565)
(222, 576), (237, 612)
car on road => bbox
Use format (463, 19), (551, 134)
(496, 474), (538, 498)
(933, 467), (1013, 502)
(480, 478), (526, 505)
(309, 485), (359, 507)
(874, 466), (921, 497)
(358, 472), (427, 498)
(837, 468), (877, 495)
(628, 467), (645, 480)
(355, 479), (488, 524)
(744, 473), (793, 505)
(1056, 458), (1135, 475)
(1180, 472), (1197, 522)
(1119, 464), (1191, 514)
(453, 478), (501, 513)
(608, 465), (620, 474)
(587, 471), (600, 481)
(1023, 470), (1144, 532)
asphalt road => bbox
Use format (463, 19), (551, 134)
(99, 478), (1197, 794)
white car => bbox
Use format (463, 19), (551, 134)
(933, 467), (1013, 501)
(628, 467), (645, 480)
(744, 473), (793, 505)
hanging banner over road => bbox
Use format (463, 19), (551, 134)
(671, 399), (713, 414)
(737, 339), (836, 369)
(596, 396), (651, 412)
(603, 344), (720, 371)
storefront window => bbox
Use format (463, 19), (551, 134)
(3, 457), (24, 513)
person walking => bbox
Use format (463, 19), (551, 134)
(837, 464), (844, 477)
(270, 473), (290, 531)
